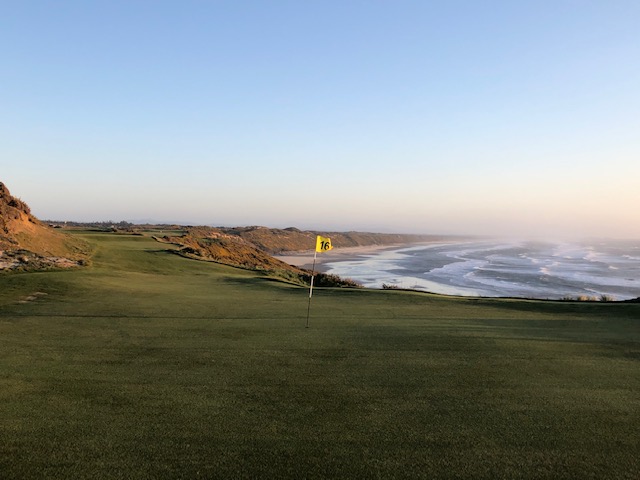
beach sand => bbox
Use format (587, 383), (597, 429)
(275, 244), (402, 271)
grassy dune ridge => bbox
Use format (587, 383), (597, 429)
(215, 226), (450, 254)
(1, 232), (639, 479)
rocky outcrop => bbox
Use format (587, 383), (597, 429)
(0, 182), (90, 271)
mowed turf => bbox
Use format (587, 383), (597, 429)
(1, 233), (638, 479)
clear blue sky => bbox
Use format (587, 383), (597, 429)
(2, 1), (639, 238)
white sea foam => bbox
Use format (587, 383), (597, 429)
(322, 239), (640, 300)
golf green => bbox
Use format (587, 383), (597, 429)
(1, 232), (638, 479)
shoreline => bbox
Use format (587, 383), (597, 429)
(274, 241), (455, 271)
(286, 238), (640, 302)
(274, 244), (404, 271)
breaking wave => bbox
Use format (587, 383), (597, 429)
(323, 239), (640, 300)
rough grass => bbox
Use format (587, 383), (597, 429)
(0, 232), (638, 479)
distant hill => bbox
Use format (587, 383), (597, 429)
(157, 227), (361, 287)
(155, 226), (456, 271)
(45, 221), (457, 254)
(0, 182), (90, 271)
(157, 226), (446, 263)
(154, 226), (463, 287)
(214, 226), (449, 254)
(158, 227), (305, 273)
(6, 183), (454, 278)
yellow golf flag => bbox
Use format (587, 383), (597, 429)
(316, 235), (333, 253)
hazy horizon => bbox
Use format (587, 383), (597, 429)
(30, 214), (640, 243)
(3, 2), (639, 240)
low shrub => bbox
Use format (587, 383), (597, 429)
(302, 272), (362, 288)
(561, 294), (616, 302)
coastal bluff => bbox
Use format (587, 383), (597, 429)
(0, 181), (89, 271)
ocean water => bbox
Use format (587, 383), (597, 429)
(322, 239), (640, 300)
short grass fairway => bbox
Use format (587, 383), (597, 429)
(1, 232), (639, 479)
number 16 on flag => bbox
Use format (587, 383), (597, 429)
(316, 235), (333, 253)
